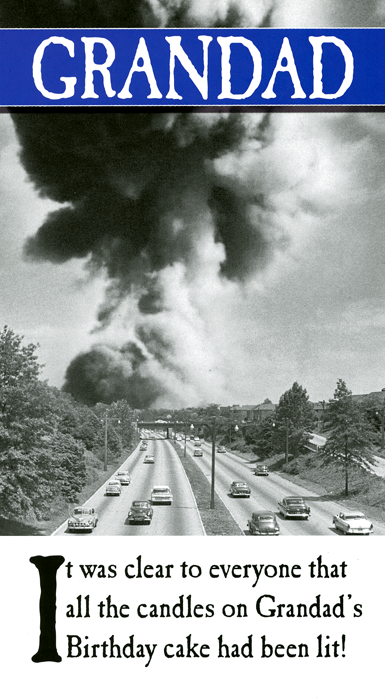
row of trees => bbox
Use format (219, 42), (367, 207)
(244, 379), (376, 496)
(0, 327), (137, 520)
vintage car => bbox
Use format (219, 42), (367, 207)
(217, 445), (227, 453)
(254, 465), (269, 476)
(333, 510), (373, 535)
(68, 506), (98, 533)
(144, 454), (155, 464)
(139, 444), (147, 451)
(128, 500), (154, 524)
(194, 448), (203, 456)
(151, 485), (173, 505)
(116, 471), (131, 485)
(248, 511), (280, 536)
(230, 481), (251, 497)
(194, 440), (202, 446)
(278, 496), (310, 519)
(105, 479), (122, 496)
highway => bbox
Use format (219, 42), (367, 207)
(53, 436), (205, 536)
(184, 439), (385, 536)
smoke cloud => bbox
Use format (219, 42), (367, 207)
(8, 1), (381, 407)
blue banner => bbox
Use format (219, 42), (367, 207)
(0, 28), (384, 106)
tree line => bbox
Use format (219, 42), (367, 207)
(0, 326), (137, 521)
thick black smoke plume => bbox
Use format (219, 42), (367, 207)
(7, 0), (276, 407)
(63, 343), (164, 407)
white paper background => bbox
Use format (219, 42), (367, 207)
(3, 536), (382, 700)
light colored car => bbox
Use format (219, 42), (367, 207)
(105, 479), (122, 496)
(144, 455), (155, 464)
(68, 506), (98, 533)
(217, 445), (226, 453)
(230, 481), (251, 497)
(333, 510), (373, 535)
(278, 496), (310, 519)
(248, 511), (280, 536)
(116, 471), (131, 485)
(140, 444), (147, 451)
(151, 485), (173, 505)
(254, 465), (269, 476)
(194, 440), (202, 446)
(194, 448), (203, 456)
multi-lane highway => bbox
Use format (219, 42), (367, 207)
(53, 434), (385, 536)
(53, 437), (205, 536)
(184, 439), (385, 536)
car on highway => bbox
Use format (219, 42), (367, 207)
(116, 471), (131, 485)
(194, 448), (203, 456)
(230, 481), (251, 497)
(144, 455), (155, 464)
(128, 500), (154, 524)
(194, 440), (202, 446)
(333, 510), (374, 535)
(254, 465), (269, 476)
(151, 485), (173, 505)
(68, 506), (98, 533)
(105, 479), (122, 496)
(247, 511), (280, 536)
(278, 496), (310, 519)
(140, 444), (147, 451)
(217, 445), (227, 453)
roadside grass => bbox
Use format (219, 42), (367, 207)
(173, 443), (243, 535)
(262, 451), (385, 526)
(0, 446), (135, 536)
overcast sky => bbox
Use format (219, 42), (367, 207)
(1, 1), (385, 407)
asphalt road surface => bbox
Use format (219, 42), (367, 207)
(185, 440), (385, 536)
(53, 438), (205, 537)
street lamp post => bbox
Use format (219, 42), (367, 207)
(381, 388), (385, 451)
(285, 417), (289, 466)
(210, 416), (217, 509)
(104, 410), (108, 471)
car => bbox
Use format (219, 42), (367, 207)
(217, 445), (227, 453)
(248, 511), (280, 536)
(144, 455), (155, 464)
(128, 500), (154, 524)
(139, 444), (147, 451)
(68, 506), (98, 533)
(333, 510), (374, 535)
(194, 448), (203, 456)
(105, 479), (122, 496)
(278, 496), (310, 519)
(116, 471), (131, 485)
(176, 435), (182, 441)
(151, 485), (173, 505)
(254, 465), (269, 476)
(230, 481), (251, 497)
(194, 440), (201, 446)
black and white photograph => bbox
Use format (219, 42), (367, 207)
(0, 3), (385, 698)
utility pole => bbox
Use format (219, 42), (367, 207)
(381, 388), (385, 451)
(285, 417), (289, 466)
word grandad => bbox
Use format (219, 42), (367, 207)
(32, 33), (353, 102)
(3, 27), (385, 105)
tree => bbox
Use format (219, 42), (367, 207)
(245, 415), (276, 458)
(322, 379), (375, 496)
(274, 382), (316, 459)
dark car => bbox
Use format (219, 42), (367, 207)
(254, 465), (269, 476)
(68, 506), (98, 533)
(128, 500), (154, 524)
(248, 511), (280, 535)
(278, 496), (310, 519)
(230, 481), (251, 497)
